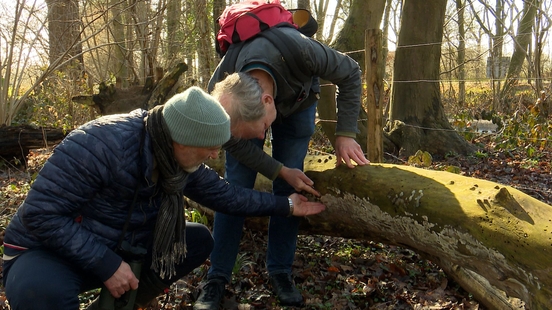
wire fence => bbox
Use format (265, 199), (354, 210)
(340, 32), (552, 84)
(315, 115), (552, 144)
(315, 39), (552, 145)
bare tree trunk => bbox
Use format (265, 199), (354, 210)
(500, 0), (539, 103)
(195, 0), (214, 87)
(474, 29), (484, 81)
(381, 0), (392, 73)
(45, 0), (83, 70)
(469, 0), (506, 112)
(492, 0), (505, 111)
(150, 0), (165, 77)
(456, 0), (466, 107)
(213, 0), (225, 40)
(332, 0), (385, 69)
(313, 0), (329, 42)
(326, 0), (343, 44)
(109, 0), (129, 88)
(533, 2), (550, 93)
(387, 0), (474, 157)
(130, 0), (150, 83)
(167, 0), (183, 65)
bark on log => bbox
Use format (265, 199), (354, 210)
(199, 153), (551, 310)
(0, 125), (65, 161)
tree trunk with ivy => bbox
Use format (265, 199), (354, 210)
(199, 154), (552, 310)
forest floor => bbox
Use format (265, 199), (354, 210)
(0, 134), (550, 310)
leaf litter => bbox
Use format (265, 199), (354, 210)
(0, 141), (549, 310)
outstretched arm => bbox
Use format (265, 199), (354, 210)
(224, 137), (320, 196)
(185, 166), (325, 218)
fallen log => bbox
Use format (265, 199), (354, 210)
(0, 125), (65, 161)
(198, 154), (552, 310)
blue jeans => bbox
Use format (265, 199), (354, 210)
(208, 103), (317, 282)
(3, 222), (213, 310)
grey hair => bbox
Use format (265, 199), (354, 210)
(211, 72), (265, 122)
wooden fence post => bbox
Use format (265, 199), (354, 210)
(317, 81), (337, 148)
(365, 29), (384, 163)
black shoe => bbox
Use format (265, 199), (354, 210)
(269, 273), (305, 307)
(194, 277), (227, 310)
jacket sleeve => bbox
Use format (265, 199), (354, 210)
(222, 136), (283, 180)
(183, 165), (289, 216)
(303, 37), (362, 136)
(19, 127), (124, 282)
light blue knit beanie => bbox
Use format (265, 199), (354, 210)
(162, 86), (231, 147)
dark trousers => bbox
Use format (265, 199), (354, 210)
(209, 103), (317, 282)
(3, 222), (213, 310)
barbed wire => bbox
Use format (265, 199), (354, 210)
(314, 32), (552, 161)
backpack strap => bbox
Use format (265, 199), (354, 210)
(236, 12), (270, 43)
(217, 41), (243, 81)
(218, 25), (311, 89)
(257, 25), (311, 83)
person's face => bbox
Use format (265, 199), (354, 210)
(172, 142), (221, 173)
(231, 99), (277, 140)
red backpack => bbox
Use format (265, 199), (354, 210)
(212, 0), (319, 110)
(215, 0), (316, 57)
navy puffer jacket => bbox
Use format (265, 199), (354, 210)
(3, 109), (289, 282)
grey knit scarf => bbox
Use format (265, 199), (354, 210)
(145, 105), (188, 279)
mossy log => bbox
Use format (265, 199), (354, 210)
(200, 153), (552, 310)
